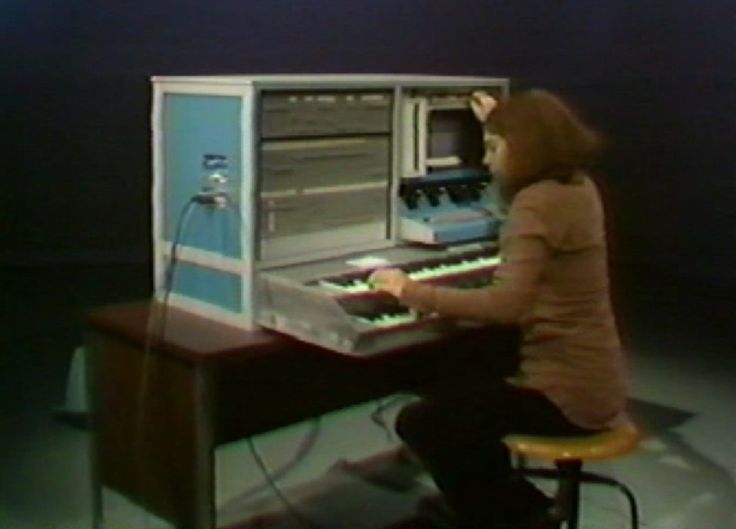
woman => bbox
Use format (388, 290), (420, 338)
(370, 90), (629, 529)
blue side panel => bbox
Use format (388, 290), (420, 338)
(171, 261), (242, 314)
(163, 94), (242, 258)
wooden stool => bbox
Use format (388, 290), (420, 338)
(503, 422), (641, 529)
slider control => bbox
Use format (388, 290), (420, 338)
(401, 188), (422, 209)
(424, 188), (442, 207)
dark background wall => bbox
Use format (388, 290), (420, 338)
(3, 0), (735, 288)
(1, 6), (733, 522)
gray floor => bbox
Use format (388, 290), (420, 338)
(1, 263), (734, 529)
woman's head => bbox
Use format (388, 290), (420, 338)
(483, 89), (602, 193)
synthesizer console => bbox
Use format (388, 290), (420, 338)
(151, 75), (509, 354)
(257, 243), (501, 355)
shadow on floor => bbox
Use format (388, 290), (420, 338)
(219, 457), (438, 529)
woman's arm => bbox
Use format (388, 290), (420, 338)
(370, 196), (551, 324)
(400, 225), (550, 324)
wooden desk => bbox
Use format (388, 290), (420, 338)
(86, 302), (518, 529)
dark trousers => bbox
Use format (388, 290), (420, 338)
(396, 373), (595, 528)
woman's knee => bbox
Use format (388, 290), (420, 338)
(395, 399), (438, 445)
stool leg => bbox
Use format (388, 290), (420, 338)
(622, 483), (640, 529)
(555, 461), (582, 529)
(578, 471), (640, 529)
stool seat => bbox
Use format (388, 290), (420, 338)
(503, 423), (642, 528)
(503, 422), (641, 462)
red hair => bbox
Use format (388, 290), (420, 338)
(486, 89), (602, 193)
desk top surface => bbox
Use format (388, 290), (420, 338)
(87, 301), (516, 367)
(87, 302), (302, 362)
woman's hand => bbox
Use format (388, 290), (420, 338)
(368, 268), (411, 298)
(470, 91), (498, 123)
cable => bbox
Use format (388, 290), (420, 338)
(142, 197), (198, 354)
(140, 196), (197, 383)
(370, 394), (414, 441)
(135, 197), (197, 529)
(246, 434), (323, 529)
(370, 398), (397, 442)
(223, 417), (323, 503)
(220, 194), (328, 525)
(137, 192), (328, 528)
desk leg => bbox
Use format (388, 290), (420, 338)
(87, 334), (218, 529)
(90, 473), (104, 529)
(86, 337), (105, 529)
(189, 368), (215, 529)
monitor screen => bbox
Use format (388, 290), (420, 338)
(427, 109), (485, 171)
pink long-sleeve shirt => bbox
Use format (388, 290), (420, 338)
(399, 176), (629, 429)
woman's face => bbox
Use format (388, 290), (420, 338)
(483, 133), (508, 178)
